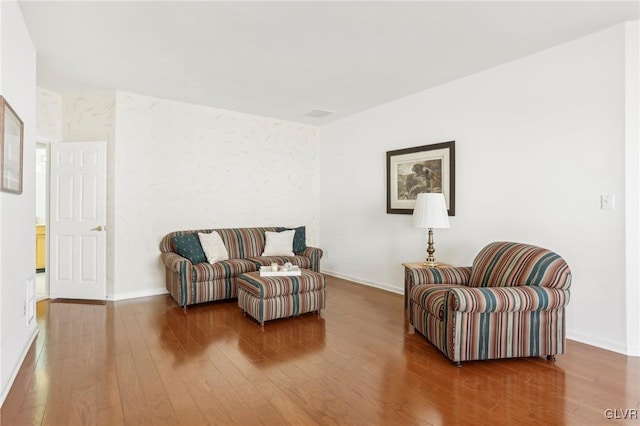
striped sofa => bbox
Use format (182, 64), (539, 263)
(159, 227), (323, 308)
(408, 242), (571, 365)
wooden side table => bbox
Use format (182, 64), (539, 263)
(402, 262), (451, 314)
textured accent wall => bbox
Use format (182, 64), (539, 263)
(36, 87), (61, 141)
(56, 91), (319, 299)
(113, 92), (319, 297)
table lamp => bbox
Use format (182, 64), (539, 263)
(412, 192), (450, 267)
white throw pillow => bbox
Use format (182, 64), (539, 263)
(198, 231), (229, 264)
(262, 230), (295, 256)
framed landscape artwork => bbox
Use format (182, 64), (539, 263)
(386, 141), (455, 215)
(0, 96), (24, 194)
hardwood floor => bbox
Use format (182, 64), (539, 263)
(1, 275), (638, 425)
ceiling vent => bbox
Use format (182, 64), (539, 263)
(303, 109), (333, 118)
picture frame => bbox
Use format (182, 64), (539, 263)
(0, 96), (24, 194)
(386, 141), (455, 215)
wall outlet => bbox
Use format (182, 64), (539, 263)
(601, 194), (615, 210)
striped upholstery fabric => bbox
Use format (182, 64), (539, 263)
(410, 285), (467, 319)
(159, 227), (323, 307)
(405, 266), (472, 304)
(469, 242), (571, 289)
(238, 289), (326, 325)
(215, 228), (269, 259)
(192, 259), (257, 281)
(237, 272), (325, 298)
(165, 266), (237, 307)
(446, 286), (570, 313)
(411, 301), (566, 363)
(237, 270), (326, 326)
(159, 227), (276, 259)
(409, 242), (572, 364)
(298, 247), (323, 273)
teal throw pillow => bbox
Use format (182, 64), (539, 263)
(276, 226), (307, 254)
(173, 233), (207, 264)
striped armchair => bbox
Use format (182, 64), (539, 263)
(408, 242), (571, 365)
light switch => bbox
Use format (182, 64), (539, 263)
(601, 194), (615, 210)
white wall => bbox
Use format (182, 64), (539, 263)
(320, 23), (636, 354)
(624, 21), (639, 356)
(0, 0), (38, 404)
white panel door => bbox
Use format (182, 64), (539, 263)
(49, 141), (106, 300)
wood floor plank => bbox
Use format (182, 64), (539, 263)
(96, 406), (125, 426)
(1, 275), (638, 425)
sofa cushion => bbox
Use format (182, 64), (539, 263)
(246, 256), (311, 270)
(191, 259), (258, 281)
(469, 242), (572, 289)
(198, 231), (229, 264)
(262, 230), (295, 256)
(215, 228), (273, 259)
(173, 234), (207, 264)
(276, 226), (307, 254)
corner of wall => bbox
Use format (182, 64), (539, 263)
(625, 20), (640, 357)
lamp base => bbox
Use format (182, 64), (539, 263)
(422, 259), (440, 268)
(423, 229), (439, 268)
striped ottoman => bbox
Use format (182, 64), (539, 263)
(237, 270), (326, 327)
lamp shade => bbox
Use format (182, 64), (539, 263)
(412, 193), (450, 229)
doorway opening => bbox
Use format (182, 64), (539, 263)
(35, 142), (49, 300)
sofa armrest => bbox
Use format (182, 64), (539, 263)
(161, 252), (192, 273)
(407, 266), (472, 286)
(447, 286), (570, 313)
(299, 246), (323, 272)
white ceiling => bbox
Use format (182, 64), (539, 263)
(18, 1), (639, 126)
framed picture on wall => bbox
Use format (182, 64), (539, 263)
(0, 96), (24, 194)
(386, 140), (455, 215)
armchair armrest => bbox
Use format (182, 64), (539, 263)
(408, 266), (472, 286)
(161, 252), (192, 273)
(299, 246), (323, 272)
(447, 286), (570, 313)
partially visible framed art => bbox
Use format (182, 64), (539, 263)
(386, 141), (455, 215)
(0, 96), (24, 194)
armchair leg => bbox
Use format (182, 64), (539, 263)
(455, 361), (462, 367)
(546, 355), (556, 362)
(408, 325), (415, 334)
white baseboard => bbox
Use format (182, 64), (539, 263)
(321, 269), (403, 295)
(567, 332), (637, 356)
(110, 287), (168, 301)
(0, 327), (38, 407)
(626, 344), (640, 357)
